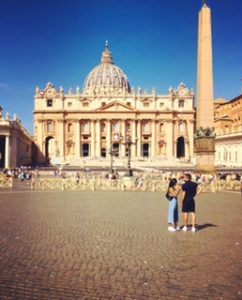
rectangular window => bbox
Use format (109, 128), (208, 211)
(83, 102), (89, 107)
(143, 102), (150, 107)
(101, 102), (106, 107)
(47, 99), (53, 107)
(160, 103), (164, 108)
(178, 100), (184, 108)
(68, 102), (72, 107)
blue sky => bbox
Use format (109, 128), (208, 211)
(0, 0), (241, 133)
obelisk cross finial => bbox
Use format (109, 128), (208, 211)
(202, 0), (209, 7)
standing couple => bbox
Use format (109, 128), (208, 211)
(167, 173), (202, 232)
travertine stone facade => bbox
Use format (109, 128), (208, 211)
(0, 107), (33, 168)
(34, 45), (195, 166)
(215, 95), (242, 167)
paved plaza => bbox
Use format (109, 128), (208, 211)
(0, 189), (241, 300)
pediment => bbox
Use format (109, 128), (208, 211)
(140, 97), (151, 103)
(96, 101), (136, 112)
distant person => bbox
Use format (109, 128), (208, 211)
(181, 173), (202, 232)
(166, 178), (181, 232)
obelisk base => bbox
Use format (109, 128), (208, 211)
(195, 137), (216, 173)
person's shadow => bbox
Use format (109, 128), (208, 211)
(197, 223), (218, 231)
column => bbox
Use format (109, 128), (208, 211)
(173, 121), (178, 158)
(5, 135), (10, 169)
(166, 120), (173, 158)
(121, 120), (126, 157)
(137, 120), (141, 157)
(75, 120), (81, 158)
(96, 120), (101, 157)
(188, 120), (194, 161)
(131, 120), (136, 157)
(58, 120), (65, 159)
(37, 119), (43, 153)
(91, 120), (95, 157)
(151, 120), (156, 158)
(11, 135), (17, 168)
(185, 139), (189, 160)
(107, 120), (111, 157)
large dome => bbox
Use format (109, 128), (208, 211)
(83, 43), (130, 93)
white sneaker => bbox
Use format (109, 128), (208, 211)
(168, 226), (176, 232)
(176, 226), (181, 231)
(191, 227), (197, 233)
(182, 226), (188, 231)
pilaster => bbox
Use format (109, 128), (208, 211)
(5, 135), (10, 169)
(137, 120), (141, 157)
(151, 120), (156, 157)
(75, 120), (81, 157)
(96, 120), (101, 157)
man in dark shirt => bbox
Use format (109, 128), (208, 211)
(181, 173), (202, 232)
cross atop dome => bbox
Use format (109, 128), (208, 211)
(101, 41), (113, 64)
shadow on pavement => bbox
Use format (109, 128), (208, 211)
(197, 223), (218, 231)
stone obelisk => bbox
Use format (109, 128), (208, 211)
(195, 1), (216, 173)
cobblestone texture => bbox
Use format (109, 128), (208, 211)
(0, 190), (241, 299)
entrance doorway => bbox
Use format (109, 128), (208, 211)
(82, 143), (90, 157)
(45, 136), (54, 159)
(0, 136), (5, 168)
(177, 137), (185, 158)
(142, 143), (149, 157)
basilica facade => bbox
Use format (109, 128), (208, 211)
(34, 45), (196, 166)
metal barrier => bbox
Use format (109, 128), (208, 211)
(31, 177), (241, 193)
(0, 175), (13, 188)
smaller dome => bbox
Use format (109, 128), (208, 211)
(83, 42), (130, 93)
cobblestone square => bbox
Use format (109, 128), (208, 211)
(0, 190), (241, 299)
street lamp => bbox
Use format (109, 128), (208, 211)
(123, 136), (137, 177)
(109, 132), (120, 173)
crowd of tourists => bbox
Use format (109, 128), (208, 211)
(2, 166), (32, 181)
(1, 166), (242, 184)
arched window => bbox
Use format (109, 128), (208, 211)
(67, 123), (73, 133)
(159, 123), (164, 133)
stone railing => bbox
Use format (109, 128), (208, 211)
(0, 175), (13, 188)
(31, 177), (241, 193)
